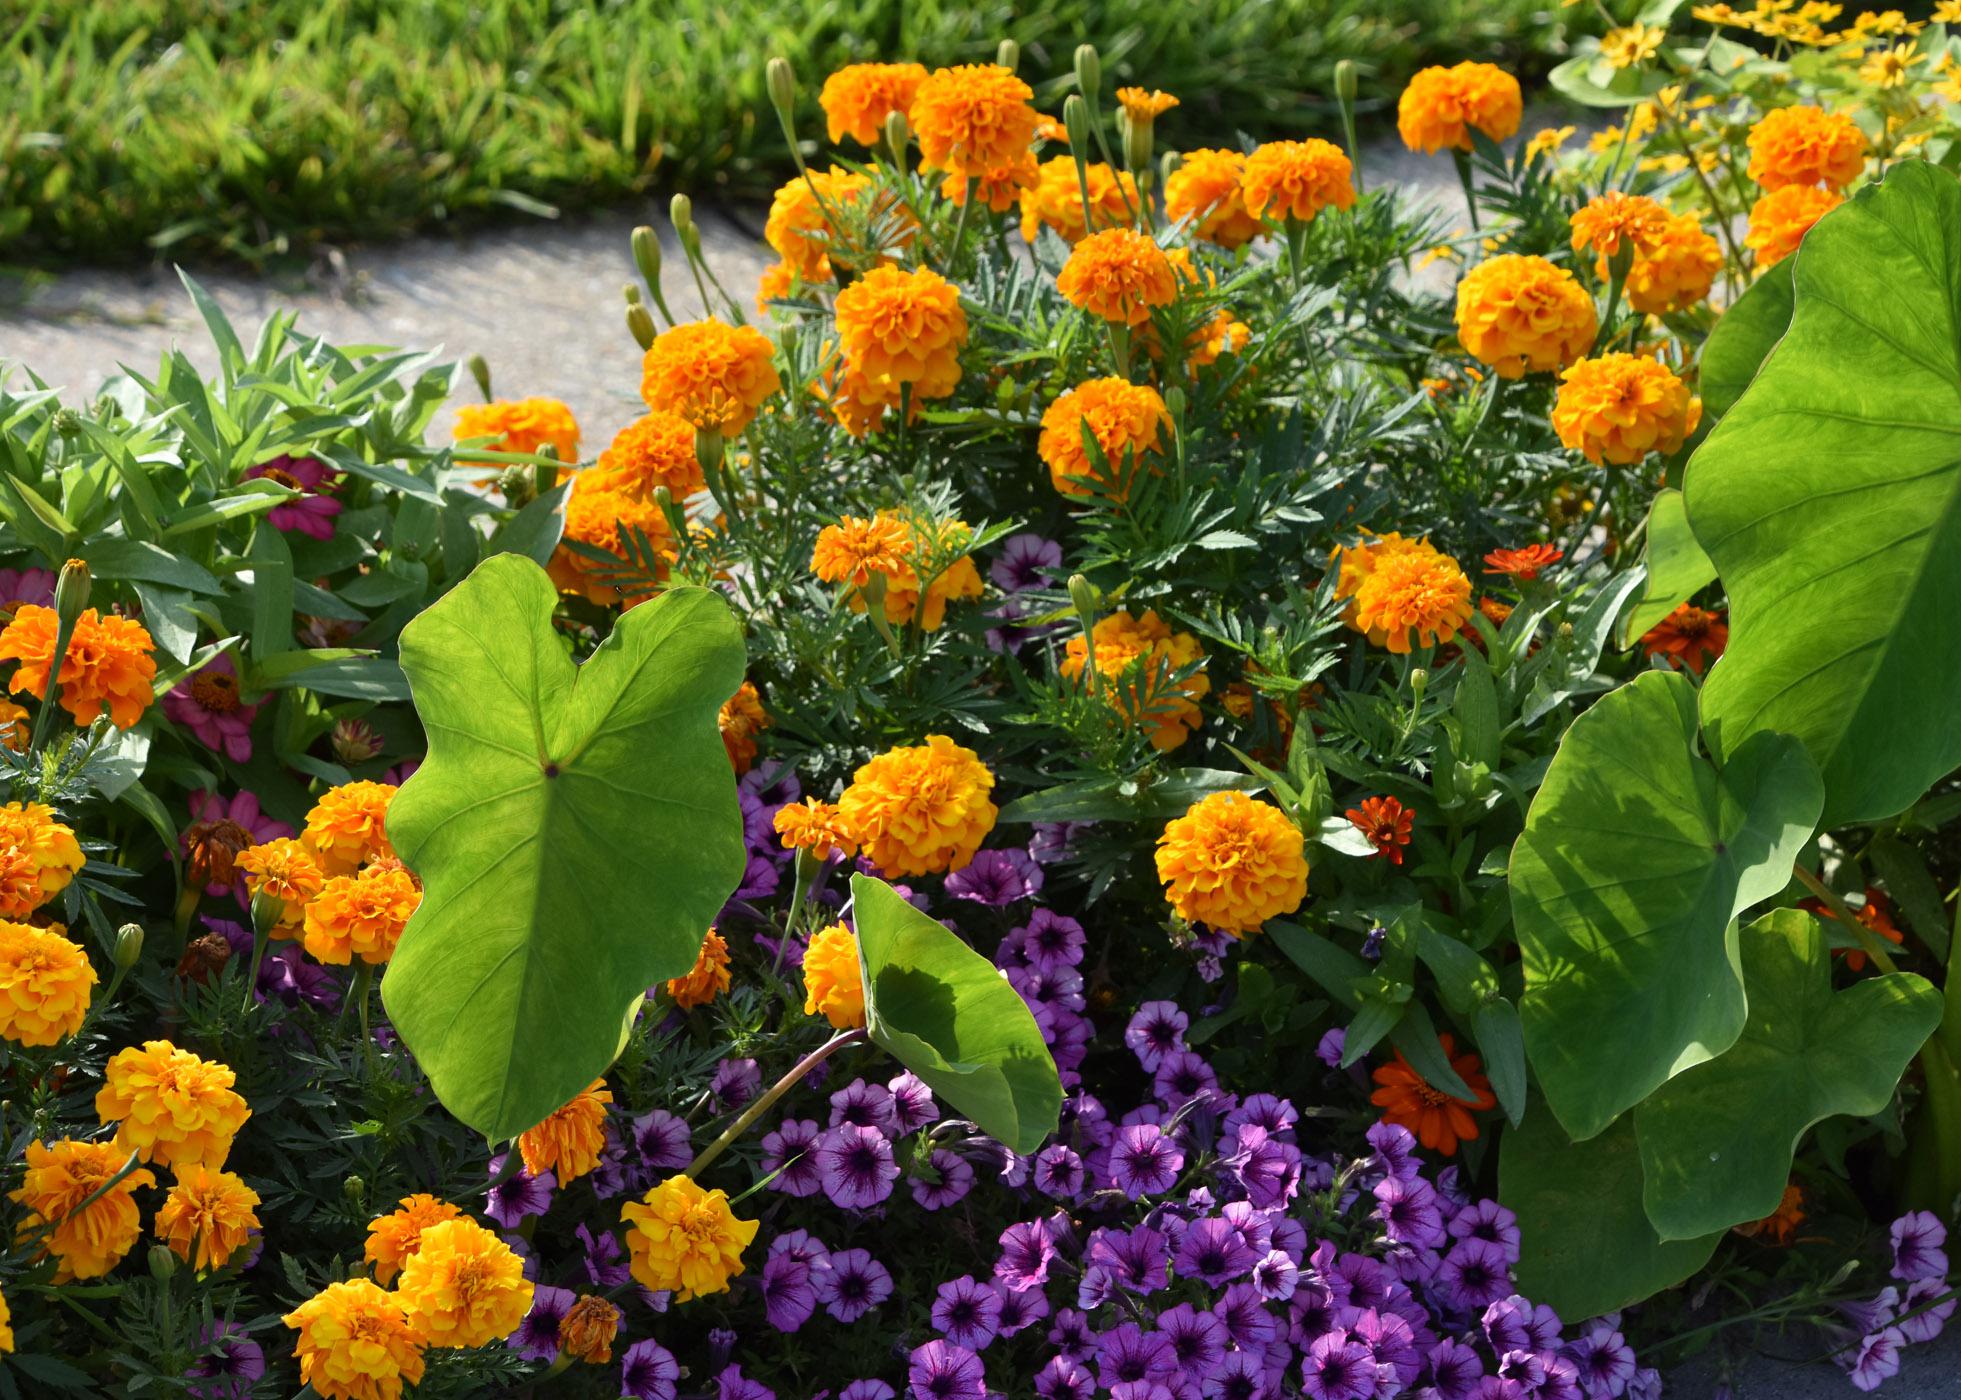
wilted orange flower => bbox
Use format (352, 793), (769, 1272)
(1569, 191), (1669, 259)
(667, 928), (732, 1010)
(908, 64), (1038, 177)
(765, 167), (870, 282)
(640, 320), (782, 437)
(1483, 543), (1564, 580)
(395, 1218), (534, 1349)
(719, 681), (769, 774)
(365, 1194), (465, 1286)
(1337, 537), (1475, 653)
(589, 410), (706, 502)
(834, 265), (968, 402)
(1347, 796), (1414, 864)
(1039, 377), (1173, 499)
(821, 62), (928, 145)
(453, 397), (581, 463)
(1553, 354), (1702, 465)
(1745, 183), (1842, 266)
(1802, 886), (1906, 973)
(1371, 1033), (1496, 1155)
(1641, 602), (1728, 676)
(1165, 148), (1263, 249)
(621, 1173), (758, 1301)
(1454, 255), (1597, 378)
(10, 1138), (156, 1280)
(1155, 791), (1308, 936)
(812, 515), (914, 587)
(1058, 228), (1178, 326)
(1620, 213), (1722, 314)
(803, 922), (867, 1029)
(154, 1164), (261, 1271)
(303, 863), (422, 966)
(96, 1039), (251, 1169)
(1735, 1182), (1806, 1245)
(838, 735), (998, 877)
(233, 838), (324, 932)
(1241, 139), (1356, 224)
(945, 151), (1042, 213)
(304, 781), (397, 876)
(1746, 105), (1868, 189)
(1116, 87), (1180, 120)
(560, 1294), (623, 1364)
(0, 604), (157, 730)
(284, 1279), (424, 1400)
(1019, 157), (1140, 244)
(1060, 609), (1211, 752)
(0, 800), (84, 917)
(548, 480), (673, 607)
(517, 1079), (613, 1183)
(774, 800), (858, 860)
(0, 919), (94, 1046)
(1397, 62), (1524, 154)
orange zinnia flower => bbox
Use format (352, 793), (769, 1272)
(1801, 886), (1906, 972)
(0, 605), (157, 730)
(1370, 1033), (1496, 1156)
(1641, 603), (1727, 676)
(1482, 544), (1563, 580)
(1346, 796), (1413, 864)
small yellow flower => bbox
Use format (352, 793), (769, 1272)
(1525, 126), (1576, 160)
(1116, 88), (1180, 120)
(621, 1173), (759, 1302)
(233, 837), (323, 932)
(1860, 42), (1921, 87)
(802, 922), (867, 1030)
(395, 1218), (534, 1349)
(0, 919), (95, 1047)
(284, 1279), (425, 1400)
(1601, 23), (1667, 67)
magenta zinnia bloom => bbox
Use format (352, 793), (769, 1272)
(165, 653), (262, 762)
(0, 568), (56, 616)
(245, 454), (342, 539)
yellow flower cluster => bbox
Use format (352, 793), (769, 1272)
(621, 1173), (759, 1301)
(1240, 139), (1357, 224)
(1155, 791), (1308, 935)
(238, 781), (420, 971)
(0, 918), (95, 1046)
(394, 1218), (535, 1347)
(96, 1039), (251, 1168)
(0, 800), (84, 918)
(803, 921), (868, 1029)
(302, 862), (422, 966)
(284, 1279), (426, 1400)
(720, 681), (771, 774)
(834, 265), (970, 405)
(1061, 609), (1211, 752)
(838, 735), (998, 877)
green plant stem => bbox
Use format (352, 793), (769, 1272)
(687, 1028), (867, 1178)
(351, 962), (377, 1075)
(1451, 151), (1480, 233)
(1791, 863), (1902, 975)
(25, 613), (79, 753)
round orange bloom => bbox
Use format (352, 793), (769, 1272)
(1039, 377), (1173, 500)
(589, 410), (706, 502)
(96, 1038), (251, 1169)
(1454, 255), (1598, 379)
(667, 928), (731, 1010)
(943, 151), (1042, 213)
(821, 61), (928, 145)
(1347, 796), (1414, 864)
(1397, 62), (1524, 154)
(365, 1194), (465, 1286)
(517, 1078), (612, 1183)
(1155, 791), (1308, 935)
(1165, 149), (1262, 249)
(858, 514), (983, 632)
(640, 320), (782, 437)
(0, 919), (95, 1046)
(394, 1217), (533, 1349)
(1746, 105), (1868, 190)
(560, 1294), (623, 1364)
(10, 1138), (156, 1280)
(154, 1163), (261, 1271)
(0, 697), (26, 751)
(1335, 535), (1474, 653)
(1745, 184), (1842, 266)
(1061, 608), (1210, 752)
(1736, 1182), (1806, 1245)
(1057, 228), (1178, 327)
(774, 800), (858, 860)
(834, 265), (968, 401)
(838, 735), (998, 877)
(1803, 886), (1905, 973)
(1240, 139), (1356, 224)
(0, 800), (84, 917)
(1553, 354), (1702, 465)
(1019, 157), (1140, 245)
(812, 514), (914, 587)
(1483, 543), (1563, 581)
(233, 837), (324, 932)
(1568, 190), (1669, 259)
(765, 167), (871, 282)
(802, 922), (866, 1030)
(548, 479), (673, 608)
(303, 863), (422, 966)
(0, 604), (157, 730)
(1116, 88), (1180, 120)
(1188, 307), (1252, 368)
(1642, 602), (1727, 676)
(621, 1173), (758, 1302)
(756, 259), (800, 314)
(1330, 530), (1422, 602)
(284, 1279), (425, 1400)
(453, 397), (581, 463)
(908, 64), (1038, 177)
(1619, 213), (1722, 314)
(304, 780), (397, 876)
(719, 681), (769, 774)
(1370, 1033), (1496, 1156)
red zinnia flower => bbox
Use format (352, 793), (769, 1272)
(1481, 543), (1563, 581)
(1641, 603), (1727, 676)
(1346, 796), (1413, 865)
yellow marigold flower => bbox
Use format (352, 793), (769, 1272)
(1241, 139), (1357, 225)
(1601, 23), (1667, 67)
(517, 1078), (612, 1183)
(719, 681), (769, 774)
(284, 1279), (425, 1400)
(0, 604), (157, 730)
(304, 780), (398, 876)
(548, 479), (674, 608)
(1344, 537), (1475, 653)
(302, 863), (421, 966)
(1746, 105), (1867, 190)
(640, 320), (782, 437)
(1397, 62), (1524, 154)
(802, 922), (866, 1029)
(1619, 214), (1723, 314)
(838, 735), (998, 878)
(812, 515), (915, 587)
(395, 1218), (534, 1349)
(1116, 88), (1180, 120)
(365, 1194), (465, 1286)
(10, 1138), (156, 1280)
(1569, 191), (1669, 258)
(1019, 157), (1140, 245)
(621, 1173), (759, 1302)
(1745, 183), (1843, 266)
(667, 928), (732, 1010)
(589, 410), (706, 502)
(453, 397), (580, 463)
(0, 800), (84, 918)
(0, 919), (94, 1046)
(765, 167), (871, 282)
(1155, 791), (1308, 936)
(821, 61), (929, 145)
(834, 266), (969, 401)
(1061, 609), (1211, 752)
(908, 64), (1038, 178)
(1058, 227), (1178, 326)
(154, 1163), (261, 1271)
(0, 1286), (12, 1353)
(945, 151), (1042, 213)
(1038, 377), (1173, 500)
(1165, 148), (1262, 249)
(774, 800), (858, 860)
(1454, 255), (1598, 379)
(96, 1039), (251, 1169)
(561, 1294), (623, 1364)
(1553, 353), (1703, 465)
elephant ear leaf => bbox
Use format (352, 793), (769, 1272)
(852, 874), (1062, 1155)
(382, 554), (748, 1142)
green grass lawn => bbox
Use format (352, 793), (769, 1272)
(1, 0), (1587, 267)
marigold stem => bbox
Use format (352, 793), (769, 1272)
(686, 1027), (867, 1179)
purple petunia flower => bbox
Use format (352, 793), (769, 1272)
(1569, 1318), (1635, 1399)
(993, 1278), (1050, 1336)
(1225, 1124), (1301, 1209)
(1097, 1323), (1179, 1393)
(1447, 1197), (1522, 1263)
(817, 1124), (898, 1209)
(1252, 1248), (1300, 1302)
(1156, 1301), (1230, 1382)
(1177, 1216), (1259, 1287)
(911, 1148), (976, 1211)
(1375, 1173), (1447, 1250)
(165, 653), (263, 763)
(1153, 1048), (1220, 1106)
(816, 1248), (893, 1323)
(1484, 1295), (1562, 1356)
(1426, 1337), (1486, 1400)
(1028, 822), (1085, 865)
(1034, 1144), (1085, 1199)
(633, 1110), (694, 1174)
(991, 533), (1063, 592)
(508, 1284), (574, 1362)
(1125, 1001), (1189, 1071)
(1899, 1277), (1956, 1344)
(1088, 1225), (1171, 1295)
(1890, 1210), (1948, 1282)
(762, 1117), (826, 1197)
(577, 1221), (631, 1288)
(1315, 1027), (1347, 1068)
(719, 1365), (777, 1400)
(484, 1153), (554, 1229)
(1208, 1350), (1269, 1400)
(712, 1058), (762, 1109)
(888, 1071), (940, 1133)
(620, 1339), (681, 1400)
(932, 1275), (1003, 1351)
(944, 848), (1044, 905)
(1438, 1237), (1514, 1313)
(1110, 1124), (1184, 1199)
(1049, 1307), (1096, 1357)
(1366, 1121), (1421, 1181)
(842, 1384), (897, 1400)
(995, 1219), (1055, 1293)
(1301, 1330), (1377, 1400)
(760, 1248), (820, 1333)
(1036, 1355), (1097, 1400)
(830, 1078), (899, 1134)
(908, 1340), (988, 1400)
(185, 1320), (264, 1400)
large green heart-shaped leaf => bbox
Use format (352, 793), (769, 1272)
(1512, 670), (1823, 1141)
(1620, 488), (1716, 646)
(1689, 162), (1961, 826)
(382, 554), (747, 1141)
(852, 874), (1062, 1155)
(1635, 908), (1941, 1240)
(1697, 256), (1793, 424)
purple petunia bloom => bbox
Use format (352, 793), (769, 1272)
(1426, 1337), (1486, 1400)
(577, 1221), (631, 1288)
(185, 1320), (264, 1400)
(1840, 1327), (1907, 1394)
(509, 1284), (574, 1362)
(1156, 1301), (1230, 1382)
(1088, 1225), (1171, 1295)
(991, 533), (1063, 592)
(484, 1153), (555, 1229)
(911, 1148), (976, 1211)
(817, 1124), (898, 1208)
(1097, 1322), (1180, 1392)
(944, 848), (1044, 905)
(1366, 1121), (1421, 1181)
(841, 1384), (897, 1400)
(1034, 1144), (1085, 1199)
(1125, 1001), (1189, 1071)
(719, 1365), (777, 1400)
(816, 1248), (893, 1323)
(1447, 1197), (1522, 1263)
(1110, 1123), (1184, 1199)
(1049, 1307), (1096, 1357)
(888, 1071), (940, 1133)
(1890, 1211), (1948, 1282)
(1375, 1173), (1447, 1250)
(1898, 1278), (1956, 1344)
(1353, 1308), (1422, 1391)
(993, 1278), (1050, 1336)
(1484, 1295), (1562, 1356)
(760, 1233), (829, 1334)
(633, 1110), (694, 1173)
(1438, 1237), (1514, 1313)
(1225, 1124), (1301, 1209)
(165, 653), (264, 763)
(1177, 1216), (1259, 1287)
(762, 1118), (826, 1197)
(1208, 1350), (1269, 1400)
(1036, 1355), (1097, 1400)
(1252, 1248), (1300, 1302)
(1316, 1027), (1347, 1068)
(1301, 1330), (1377, 1400)
(713, 1057), (762, 1108)
(830, 1078), (899, 1134)
(1028, 822), (1085, 865)
(908, 1340), (988, 1400)
(620, 1339), (681, 1400)
(1569, 1318), (1635, 1399)
(932, 1275), (1003, 1351)
(1153, 1048), (1220, 1106)
(1214, 1281), (1278, 1351)
(995, 1219), (1055, 1293)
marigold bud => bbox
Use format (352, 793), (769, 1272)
(883, 108), (910, 160)
(113, 923), (143, 973)
(1067, 573), (1099, 629)
(344, 1175), (366, 1208)
(54, 559), (91, 627)
(1074, 44), (1101, 99)
(626, 301), (657, 352)
(1064, 94), (1090, 153)
(997, 39), (1020, 71)
(466, 354), (493, 402)
(1335, 59), (1358, 106)
(670, 194), (695, 238)
(249, 889), (283, 940)
(149, 1244), (177, 1281)
(765, 57), (797, 124)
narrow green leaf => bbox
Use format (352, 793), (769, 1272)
(1621, 489), (1716, 646)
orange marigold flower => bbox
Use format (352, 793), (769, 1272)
(1060, 608), (1211, 752)
(847, 512), (983, 632)
(233, 837), (324, 932)
(946, 151), (1042, 213)
(517, 1079), (613, 1183)
(1019, 157), (1140, 245)
(821, 61), (929, 145)
(1165, 149), (1262, 249)
(1397, 62), (1524, 154)
(1155, 791), (1308, 936)
(96, 1038), (251, 1169)
(548, 479), (674, 608)
(1329, 530), (1423, 603)
(811, 515), (915, 587)
(1641, 602), (1728, 676)
(765, 167), (871, 282)
(1553, 354), (1701, 466)
(395, 1217), (534, 1349)
(284, 1279), (425, 1400)
(719, 681), (769, 775)
(838, 735), (998, 877)
(0, 919), (94, 1046)
(1745, 184), (1843, 266)
(560, 1294), (623, 1364)
(1746, 105), (1868, 190)
(757, 259), (800, 314)
(1483, 543), (1564, 580)
(1618, 213), (1722, 314)
(0, 800), (84, 917)
(1370, 1033), (1496, 1156)
(0, 604), (157, 730)
(1057, 228), (1177, 327)
(303, 863), (421, 966)
(1337, 537), (1475, 654)
(10, 1138), (156, 1280)
(304, 780), (398, 876)
(1735, 1182), (1806, 1245)
(154, 1164), (261, 1271)
(621, 1173), (758, 1302)
(1241, 139), (1356, 225)
(1801, 886), (1906, 973)
(803, 922), (867, 1029)
(365, 1194), (465, 1286)
(1347, 796), (1414, 864)
(1568, 191), (1669, 259)
(667, 928), (732, 1010)
(1479, 596), (1514, 627)
(1454, 254), (1597, 379)
(1116, 88), (1180, 120)
(589, 410), (706, 502)
(774, 800), (858, 860)
(1188, 307), (1252, 368)
(640, 320), (782, 437)
(1038, 377), (1173, 500)
(908, 64), (1038, 178)
(0, 697), (25, 751)
(834, 265), (968, 402)
(453, 397), (581, 463)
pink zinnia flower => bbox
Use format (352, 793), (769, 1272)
(243, 454), (341, 539)
(164, 653), (262, 761)
(0, 568), (56, 619)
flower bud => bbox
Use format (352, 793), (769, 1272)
(331, 717), (384, 764)
(466, 353), (493, 402)
(631, 225), (663, 292)
(1067, 573), (1099, 627)
(1409, 668), (1430, 703)
(1162, 386), (1186, 425)
(997, 39), (1020, 71)
(497, 465), (536, 506)
(249, 889), (284, 941)
(1063, 95), (1090, 154)
(694, 427), (725, 478)
(54, 558), (91, 626)
(626, 301), (657, 352)
(52, 408), (84, 438)
(653, 486), (689, 545)
(344, 1175), (366, 1209)
(765, 57), (797, 124)
(670, 194), (696, 239)
(1335, 59), (1358, 107)
(883, 109), (911, 163)
(1073, 44), (1101, 99)
(148, 1244), (177, 1281)
(114, 923), (144, 973)
(1121, 108), (1152, 174)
